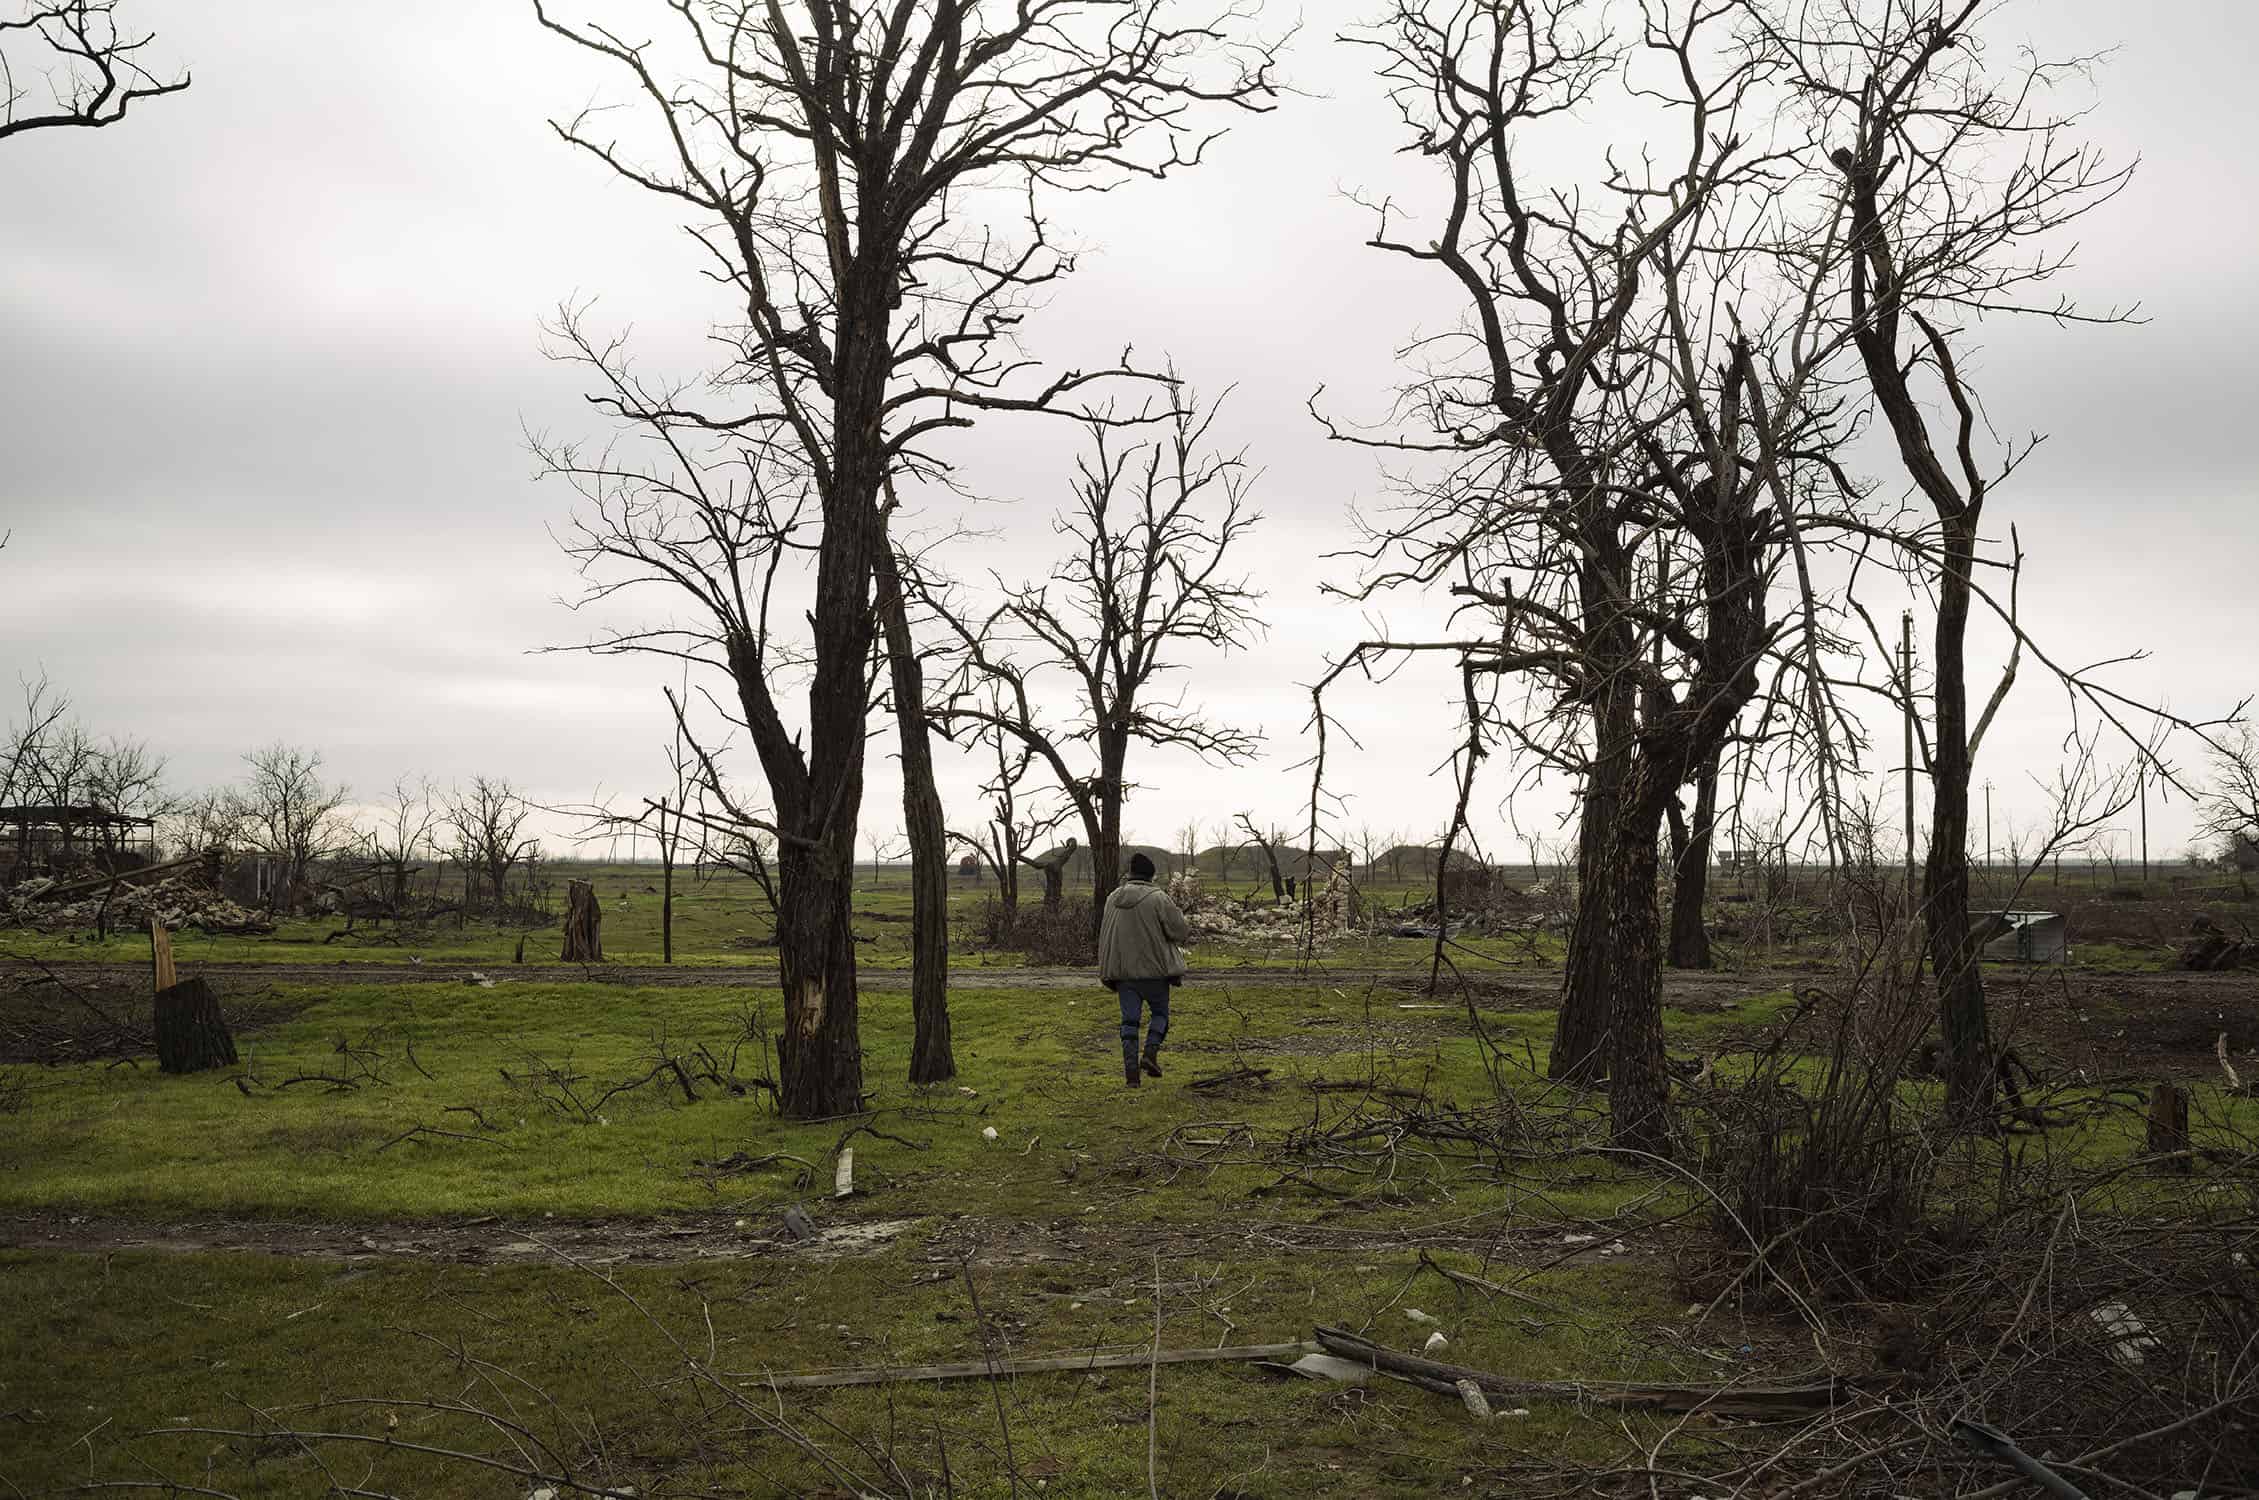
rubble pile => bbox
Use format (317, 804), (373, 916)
(3, 873), (274, 936)
(2180, 916), (2258, 972)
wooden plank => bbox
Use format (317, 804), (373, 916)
(743, 1341), (1317, 1390)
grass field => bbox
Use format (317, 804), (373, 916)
(3, 863), (2255, 1496)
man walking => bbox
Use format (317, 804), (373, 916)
(1098, 852), (1190, 1089)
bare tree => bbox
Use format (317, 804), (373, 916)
(1313, 0), (1854, 1152)
(1765, 0), (2142, 1119)
(2199, 725), (2259, 864)
(535, 0), (1277, 1118)
(948, 710), (1068, 929)
(357, 776), (441, 914)
(936, 399), (1264, 940)
(0, 676), (70, 812)
(0, 1), (185, 142)
(1233, 812), (1285, 902)
(231, 744), (349, 911)
(443, 776), (537, 917)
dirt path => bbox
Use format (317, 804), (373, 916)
(0, 1204), (1643, 1273)
(1, 956), (1802, 1005)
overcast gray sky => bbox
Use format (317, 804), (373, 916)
(2, 0), (2251, 867)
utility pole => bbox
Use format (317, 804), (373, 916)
(1984, 780), (1993, 871)
(1902, 611), (1917, 908)
(2139, 768), (2149, 887)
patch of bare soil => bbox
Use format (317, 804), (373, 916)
(0, 1203), (1663, 1279)
(0, 1208), (916, 1267)
(1988, 967), (2259, 1081)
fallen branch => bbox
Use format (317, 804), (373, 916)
(375, 1125), (519, 1152)
(1311, 1326), (1862, 1415)
(743, 1341), (1317, 1390)
(1188, 1066), (1273, 1090)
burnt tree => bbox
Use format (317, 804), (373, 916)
(536, 0), (1277, 1117)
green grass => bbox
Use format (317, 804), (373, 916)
(8, 861), (2253, 1497)
(0, 971), (1754, 1497)
(0, 1238), (1709, 1497)
(0, 972), (1657, 1222)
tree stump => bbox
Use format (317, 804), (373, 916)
(154, 977), (237, 1074)
(561, 878), (604, 962)
(2146, 1083), (2190, 1171)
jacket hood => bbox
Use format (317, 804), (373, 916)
(1110, 881), (1162, 910)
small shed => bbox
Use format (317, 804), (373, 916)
(1, 804), (158, 882)
(1976, 910), (2068, 964)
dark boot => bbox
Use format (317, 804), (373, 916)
(1123, 1043), (1142, 1089)
(1141, 1047), (1163, 1079)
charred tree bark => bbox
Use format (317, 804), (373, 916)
(876, 541), (954, 1085)
(560, 878), (604, 962)
(154, 977), (236, 1074)
(1666, 755), (1718, 969)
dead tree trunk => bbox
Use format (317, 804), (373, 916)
(560, 878), (604, 962)
(1927, 515), (1993, 1125)
(876, 541), (955, 1085)
(659, 798), (675, 965)
(154, 978), (236, 1074)
(1553, 664), (1634, 1085)
(1600, 799), (1672, 1157)
(1666, 755), (1718, 969)
(2146, 1082), (2190, 1170)
(1086, 735), (1129, 945)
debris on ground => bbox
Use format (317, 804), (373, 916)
(3, 871), (273, 936)
(2178, 915), (2257, 970)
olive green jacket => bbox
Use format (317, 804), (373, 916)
(1096, 880), (1190, 985)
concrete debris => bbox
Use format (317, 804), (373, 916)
(3, 872), (273, 936)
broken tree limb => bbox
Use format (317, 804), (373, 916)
(743, 1341), (1316, 1390)
(1188, 1065), (1272, 1090)
(1416, 1248), (1557, 1310)
(149, 917), (176, 994)
(1310, 1327), (1856, 1415)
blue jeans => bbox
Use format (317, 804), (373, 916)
(1117, 978), (1171, 1054)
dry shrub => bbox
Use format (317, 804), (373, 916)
(1676, 938), (2259, 1494)
(965, 895), (1094, 965)
(1681, 964), (1955, 1304)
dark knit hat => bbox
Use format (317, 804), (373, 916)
(1129, 852), (1156, 881)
